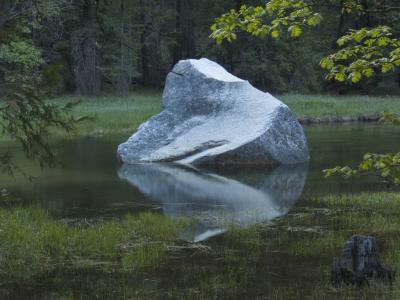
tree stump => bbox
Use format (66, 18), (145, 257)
(331, 235), (395, 286)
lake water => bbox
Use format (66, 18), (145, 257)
(2, 124), (397, 219)
(1, 123), (399, 299)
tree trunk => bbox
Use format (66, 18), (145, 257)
(361, 0), (372, 27)
(336, 1), (345, 41)
(140, 0), (150, 86)
(72, 0), (100, 96)
(117, 0), (130, 93)
(183, 0), (195, 58)
(173, 0), (182, 63)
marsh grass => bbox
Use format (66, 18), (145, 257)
(52, 91), (161, 135)
(281, 94), (400, 118)
(156, 192), (400, 299)
(278, 192), (400, 258)
(43, 92), (400, 137)
(3, 192), (400, 299)
(0, 207), (189, 282)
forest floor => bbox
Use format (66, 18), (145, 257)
(52, 92), (400, 135)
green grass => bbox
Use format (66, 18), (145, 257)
(53, 90), (161, 135)
(0, 207), (189, 282)
(158, 192), (400, 299)
(3, 192), (400, 298)
(280, 192), (400, 258)
(281, 93), (400, 118)
(49, 92), (400, 136)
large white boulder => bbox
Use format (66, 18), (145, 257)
(118, 58), (309, 165)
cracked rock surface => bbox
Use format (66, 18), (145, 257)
(118, 58), (309, 165)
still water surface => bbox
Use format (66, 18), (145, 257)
(2, 124), (397, 220)
(1, 123), (399, 299)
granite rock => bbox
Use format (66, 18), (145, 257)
(118, 58), (309, 165)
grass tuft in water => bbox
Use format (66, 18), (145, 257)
(280, 192), (400, 258)
(0, 208), (188, 282)
(158, 192), (400, 299)
(3, 192), (400, 299)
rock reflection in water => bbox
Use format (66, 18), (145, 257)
(118, 163), (308, 242)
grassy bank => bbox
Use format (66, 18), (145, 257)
(281, 94), (400, 119)
(53, 92), (400, 136)
(55, 90), (161, 135)
(2, 192), (400, 298)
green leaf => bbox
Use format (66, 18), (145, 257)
(307, 14), (322, 26)
(334, 72), (346, 82)
(363, 68), (374, 77)
(289, 25), (302, 38)
(350, 71), (362, 83)
(381, 168), (390, 178)
(271, 29), (280, 38)
(337, 37), (346, 46)
(377, 37), (389, 47)
(381, 63), (393, 73)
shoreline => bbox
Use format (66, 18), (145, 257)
(79, 115), (385, 137)
(298, 113), (381, 125)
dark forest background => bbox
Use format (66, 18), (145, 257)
(1, 0), (400, 96)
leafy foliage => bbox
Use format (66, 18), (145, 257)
(321, 26), (400, 83)
(381, 111), (400, 126)
(210, 0), (322, 43)
(341, 0), (363, 14)
(211, 0), (400, 184)
(211, 0), (400, 87)
(0, 0), (82, 174)
(0, 88), (85, 174)
(4, 0), (399, 95)
(324, 153), (400, 184)
(0, 39), (43, 83)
